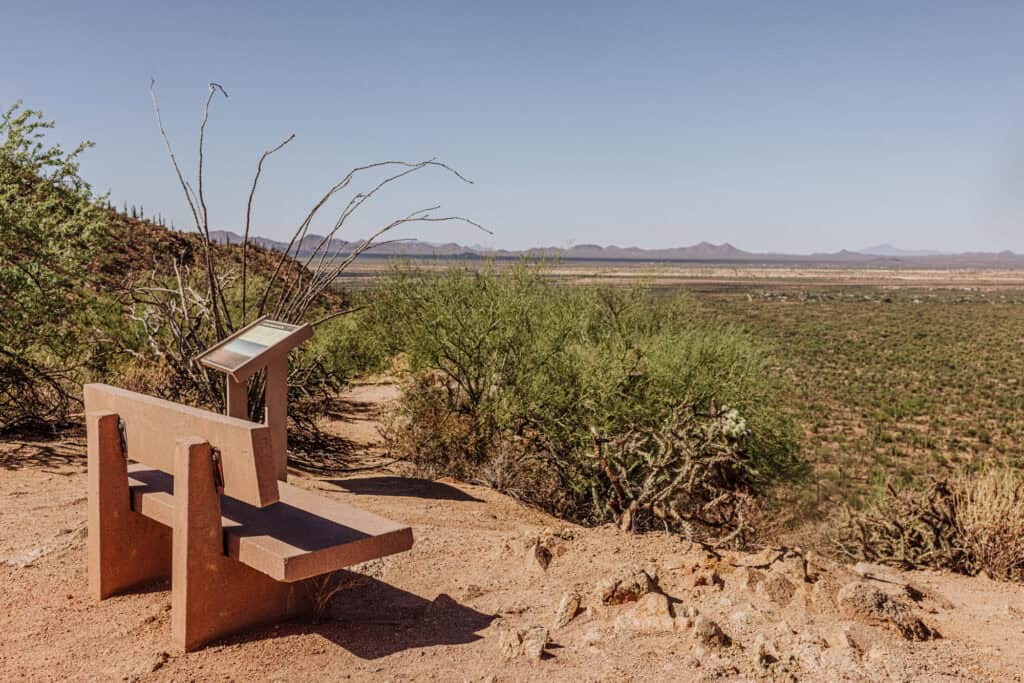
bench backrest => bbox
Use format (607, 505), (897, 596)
(84, 383), (279, 507)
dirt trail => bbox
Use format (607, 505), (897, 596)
(2, 382), (1023, 682)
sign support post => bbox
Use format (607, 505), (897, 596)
(196, 317), (313, 481)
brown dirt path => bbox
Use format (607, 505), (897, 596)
(2, 383), (1023, 681)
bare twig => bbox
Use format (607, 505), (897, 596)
(254, 159), (478, 319)
(148, 80), (202, 234)
(310, 305), (367, 328)
(150, 80), (230, 338)
(197, 82), (232, 333)
(243, 133), (295, 321)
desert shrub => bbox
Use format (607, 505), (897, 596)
(834, 468), (1024, 581)
(0, 103), (119, 430)
(305, 312), (392, 386)
(371, 262), (804, 543)
(832, 479), (965, 572)
(381, 374), (487, 479)
(954, 469), (1024, 581)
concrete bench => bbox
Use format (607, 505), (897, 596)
(84, 384), (413, 651)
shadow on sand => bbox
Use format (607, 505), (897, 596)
(0, 434), (85, 471)
(323, 476), (483, 502)
(219, 577), (495, 658)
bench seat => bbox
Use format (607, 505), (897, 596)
(126, 463), (413, 583)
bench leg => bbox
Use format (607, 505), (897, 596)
(172, 437), (310, 652)
(87, 411), (172, 600)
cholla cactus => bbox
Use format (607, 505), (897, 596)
(718, 407), (748, 440)
(588, 401), (757, 547)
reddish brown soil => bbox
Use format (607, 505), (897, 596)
(2, 383), (1023, 682)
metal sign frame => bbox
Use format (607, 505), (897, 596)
(196, 316), (312, 383)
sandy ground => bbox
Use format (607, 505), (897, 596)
(2, 383), (1024, 682)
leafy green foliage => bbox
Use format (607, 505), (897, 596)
(365, 262), (804, 540)
(0, 103), (116, 429)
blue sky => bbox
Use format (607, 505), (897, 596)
(3, 1), (1023, 253)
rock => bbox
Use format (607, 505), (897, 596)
(552, 591), (582, 629)
(521, 626), (549, 661)
(808, 575), (840, 611)
(662, 556), (685, 571)
(596, 566), (656, 605)
(775, 551), (811, 583)
(829, 624), (864, 657)
(674, 602), (698, 628)
(692, 568), (724, 590)
(635, 591), (671, 619)
(792, 642), (823, 670)
(751, 634), (779, 668)
(692, 616), (730, 647)
(615, 591), (676, 633)
(525, 542), (552, 572)
(736, 567), (765, 591)
(497, 625), (549, 661)
(837, 582), (936, 641)
(150, 651), (170, 673)
(497, 626), (523, 660)
(759, 572), (797, 606)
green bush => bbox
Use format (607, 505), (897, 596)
(368, 262), (805, 543)
(0, 103), (117, 430)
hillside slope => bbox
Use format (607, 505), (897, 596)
(1, 383), (1022, 681)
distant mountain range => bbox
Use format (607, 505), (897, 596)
(208, 230), (1024, 266)
(858, 243), (948, 258)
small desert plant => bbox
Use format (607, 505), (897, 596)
(380, 374), (486, 481)
(954, 468), (1024, 581)
(833, 479), (965, 572)
(307, 560), (385, 619)
(834, 468), (1024, 581)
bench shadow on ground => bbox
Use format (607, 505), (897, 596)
(225, 576), (495, 659)
(323, 476), (483, 502)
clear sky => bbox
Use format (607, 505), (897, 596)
(3, 1), (1023, 253)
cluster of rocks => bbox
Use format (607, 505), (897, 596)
(498, 535), (943, 678)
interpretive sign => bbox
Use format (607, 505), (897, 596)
(197, 318), (312, 382)
(196, 317), (313, 480)
(199, 320), (301, 375)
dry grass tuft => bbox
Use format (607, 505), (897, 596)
(955, 469), (1024, 581)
